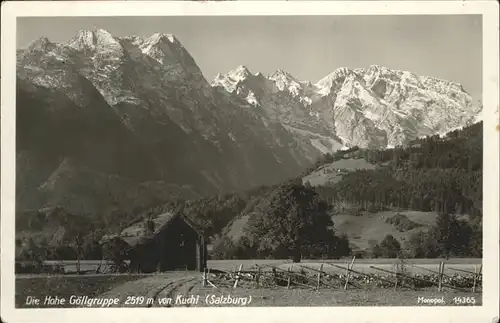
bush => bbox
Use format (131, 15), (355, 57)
(385, 213), (422, 232)
(102, 237), (130, 272)
(211, 235), (237, 259)
(353, 250), (366, 259)
(405, 213), (481, 258)
(370, 235), (402, 258)
(379, 234), (402, 258)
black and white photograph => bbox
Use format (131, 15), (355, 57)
(1, 1), (499, 323)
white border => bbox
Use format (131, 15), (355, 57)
(1, 2), (499, 323)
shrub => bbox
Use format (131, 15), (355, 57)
(378, 234), (402, 258)
(385, 213), (422, 232)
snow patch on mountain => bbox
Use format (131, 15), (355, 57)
(213, 66), (249, 93)
(269, 70), (300, 93)
(315, 67), (351, 96)
(138, 33), (181, 64)
(68, 29), (122, 53)
(246, 90), (259, 106)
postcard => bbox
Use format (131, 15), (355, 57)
(1, 1), (498, 323)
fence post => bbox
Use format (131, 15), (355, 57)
(287, 266), (292, 289)
(344, 256), (356, 290)
(437, 262), (441, 292)
(473, 264), (482, 293)
(472, 265), (477, 292)
(438, 261), (444, 292)
(343, 260), (349, 290)
(478, 264), (483, 289)
(233, 264), (243, 288)
(317, 264), (323, 290)
(205, 268), (218, 288)
(202, 268), (207, 287)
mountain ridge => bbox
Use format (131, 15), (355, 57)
(213, 62), (481, 148)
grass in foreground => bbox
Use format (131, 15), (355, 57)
(16, 275), (147, 308)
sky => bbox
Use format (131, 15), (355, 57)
(17, 15), (482, 101)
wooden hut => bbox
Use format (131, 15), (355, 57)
(110, 210), (207, 273)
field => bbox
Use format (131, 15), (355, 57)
(224, 208), (460, 251)
(15, 258), (482, 308)
(332, 210), (444, 250)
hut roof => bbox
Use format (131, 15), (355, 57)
(100, 210), (204, 248)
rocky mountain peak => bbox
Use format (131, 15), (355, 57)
(67, 29), (121, 52)
(368, 64), (387, 71)
(133, 32), (200, 72)
(212, 65), (259, 93)
(268, 69), (304, 97)
(28, 37), (55, 52)
(231, 65), (252, 79)
(315, 67), (353, 95)
(269, 69), (296, 80)
(148, 33), (178, 45)
(139, 32), (181, 55)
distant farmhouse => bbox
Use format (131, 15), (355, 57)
(102, 210), (208, 273)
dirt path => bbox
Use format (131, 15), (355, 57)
(96, 272), (200, 308)
(152, 276), (199, 307)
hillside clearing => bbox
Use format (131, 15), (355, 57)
(332, 210), (439, 250)
(302, 157), (377, 186)
(224, 209), (444, 251)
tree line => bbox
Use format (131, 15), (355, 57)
(360, 213), (481, 259)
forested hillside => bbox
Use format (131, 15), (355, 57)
(16, 122), (483, 261)
(315, 121), (482, 218)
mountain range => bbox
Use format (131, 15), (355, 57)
(16, 29), (482, 216)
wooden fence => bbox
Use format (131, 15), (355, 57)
(202, 258), (482, 293)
